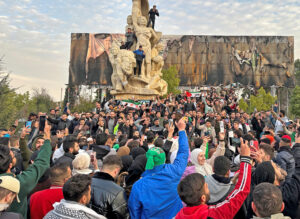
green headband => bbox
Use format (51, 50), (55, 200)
(145, 147), (166, 170)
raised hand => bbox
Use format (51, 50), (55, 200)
(168, 122), (175, 136)
(175, 118), (186, 132)
(20, 127), (30, 139)
(44, 121), (51, 140)
(219, 132), (225, 141)
(240, 138), (250, 157)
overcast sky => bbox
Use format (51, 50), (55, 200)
(0, 0), (300, 101)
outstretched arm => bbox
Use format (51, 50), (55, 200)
(206, 132), (225, 167)
(17, 122), (52, 195)
(207, 138), (252, 219)
(168, 119), (189, 177)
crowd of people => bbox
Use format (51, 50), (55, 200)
(0, 87), (299, 219)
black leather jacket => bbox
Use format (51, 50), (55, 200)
(292, 143), (300, 175)
(90, 172), (129, 219)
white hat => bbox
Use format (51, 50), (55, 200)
(0, 176), (20, 202)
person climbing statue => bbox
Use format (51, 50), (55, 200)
(133, 45), (145, 76)
(147, 5), (159, 29)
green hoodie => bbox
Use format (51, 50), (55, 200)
(0, 139), (52, 218)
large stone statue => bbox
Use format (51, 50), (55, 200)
(134, 16), (158, 78)
(111, 0), (168, 100)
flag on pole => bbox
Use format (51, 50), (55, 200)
(121, 100), (141, 109)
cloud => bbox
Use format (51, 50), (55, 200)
(0, 0), (299, 101)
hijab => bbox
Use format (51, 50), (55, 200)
(126, 154), (147, 186)
(121, 155), (133, 172)
(190, 148), (213, 176)
(252, 161), (275, 186)
(130, 147), (146, 160)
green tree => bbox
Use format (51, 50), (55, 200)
(162, 65), (181, 95)
(290, 86), (300, 117)
(295, 59), (300, 86)
(72, 96), (95, 113)
(238, 87), (276, 113)
(27, 88), (56, 113)
(238, 98), (248, 112)
(0, 73), (30, 129)
(249, 87), (277, 113)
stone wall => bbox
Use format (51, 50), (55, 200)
(69, 33), (295, 88)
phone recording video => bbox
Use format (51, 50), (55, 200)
(39, 116), (46, 131)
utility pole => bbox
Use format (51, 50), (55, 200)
(60, 88), (63, 110)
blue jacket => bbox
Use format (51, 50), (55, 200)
(128, 130), (189, 219)
(133, 49), (145, 61)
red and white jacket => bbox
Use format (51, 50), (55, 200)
(175, 156), (252, 219)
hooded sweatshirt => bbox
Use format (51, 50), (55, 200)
(205, 174), (233, 204)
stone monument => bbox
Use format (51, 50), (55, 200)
(110, 0), (168, 100)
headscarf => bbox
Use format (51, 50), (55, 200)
(126, 154), (147, 186)
(190, 148), (213, 176)
(190, 148), (204, 166)
(252, 161), (275, 186)
(145, 147), (166, 170)
(117, 146), (130, 157)
(121, 155), (133, 172)
(130, 147), (146, 160)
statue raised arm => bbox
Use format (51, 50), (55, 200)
(132, 0), (149, 26)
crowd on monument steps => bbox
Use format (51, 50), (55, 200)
(0, 87), (299, 219)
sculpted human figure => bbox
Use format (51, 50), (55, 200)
(109, 43), (121, 90)
(151, 43), (164, 77)
(132, 0), (149, 26)
(110, 43), (136, 91)
(149, 43), (167, 96)
(134, 16), (158, 78)
(126, 15), (134, 33)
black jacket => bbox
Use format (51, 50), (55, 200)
(184, 102), (195, 112)
(280, 174), (300, 219)
(275, 146), (295, 179)
(292, 143), (300, 175)
(92, 145), (110, 160)
(148, 8), (159, 20)
(47, 117), (71, 131)
(91, 172), (129, 219)
(251, 117), (265, 139)
(54, 153), (75, 168)
(69, 118), (79, 134)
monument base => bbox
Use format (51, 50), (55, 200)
(111, 76), (161, 100)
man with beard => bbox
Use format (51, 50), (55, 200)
(44, 175), (106, 219)
(150, 118), (164, 136)
(175, 138), (252, 219)
(54, 135), (79, 168)
(0, 176), (21, 219)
